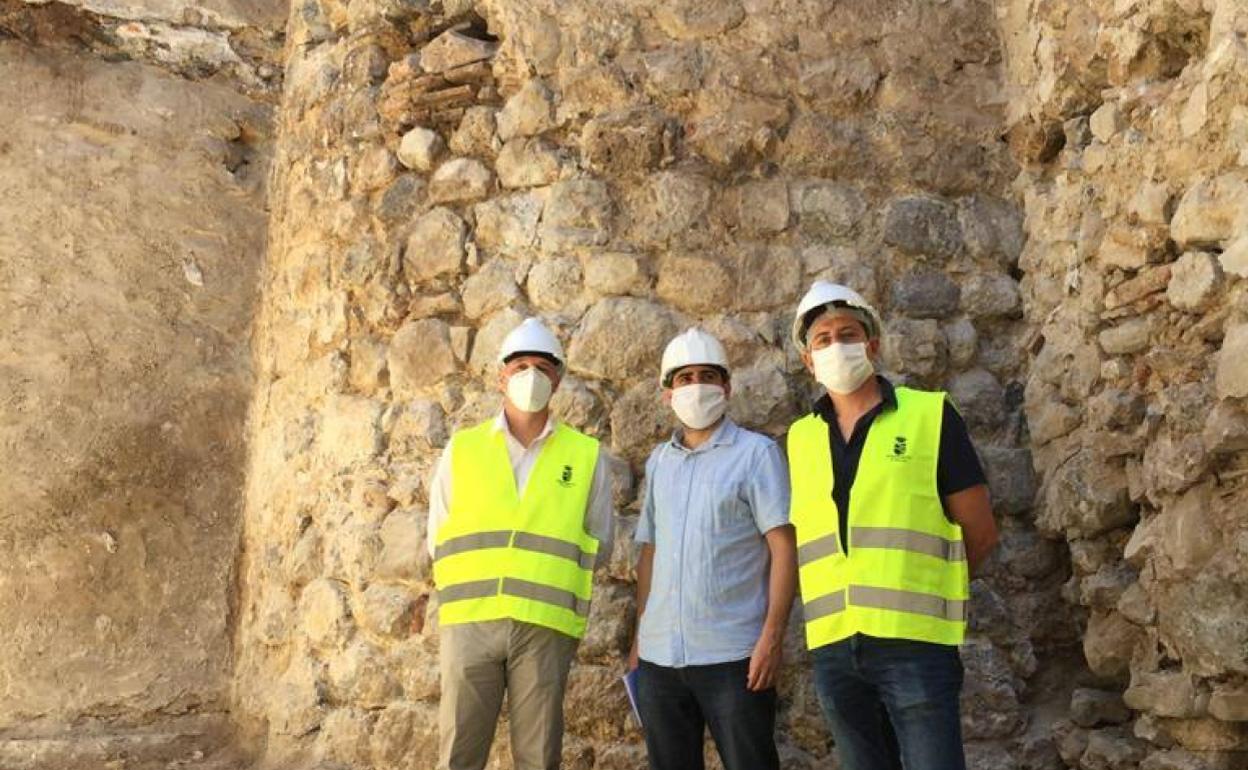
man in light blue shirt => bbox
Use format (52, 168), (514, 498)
(627, 328), (796, 770)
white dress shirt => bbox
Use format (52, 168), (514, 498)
(427, 412), (615, 568)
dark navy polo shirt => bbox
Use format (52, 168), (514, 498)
(810, 376), (987, 552)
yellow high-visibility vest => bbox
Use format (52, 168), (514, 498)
(433, 419), (600, 639)
(787, 387), (969, 649)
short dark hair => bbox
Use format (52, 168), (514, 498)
(800, 302), (875, 343)
(662, 364), (729, 389)
(503, 351), (562, 369)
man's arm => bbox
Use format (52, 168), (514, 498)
(628, 543), (655, 670)
(945, 484), (998, 574)
(586, 453), (615, 570)
(426, 443), (454, 563)
(747, 524), (797, 691)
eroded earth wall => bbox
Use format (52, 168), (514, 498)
(0, 3), (279, 765)
(232, 1), (1072, 768)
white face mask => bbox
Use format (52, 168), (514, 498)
(506, 368), (553, 413)
(670, 384), (728, 430)
(812, 342), (875, 395)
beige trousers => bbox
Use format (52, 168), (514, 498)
(438, 619), (579, 770)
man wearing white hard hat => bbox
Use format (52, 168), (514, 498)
(426, 317), (614, 770)
(628, 328), (796, 770)
(786, 282), (998, 770)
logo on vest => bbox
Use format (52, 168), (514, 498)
(891, 436), (909, 461)
(558, 464), (574, 487)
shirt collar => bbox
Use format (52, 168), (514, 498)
(669, 416), (739, 453)
(812, 375), (898, 422)
(493, 411), (556, 443)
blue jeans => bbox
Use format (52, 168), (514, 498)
(636, 658), (779, 770)
(812, 635), (966, 770)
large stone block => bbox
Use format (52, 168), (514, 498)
(356, 583), (419, 640)
(584, 251), (646, 296)
(527, 256), (584, 312)
(960, 274), (1021, 318)
(960, 639), (1022, 739)
(1142, 432), (1208, 498)
(497, 79), (556, 141)
(883, 196), (964, 259)
(474, 191), (544, 253)
(1171, 173), (1248, 249)
(320, 396), (384, 465)
(389, 318), (457, 393)
(631, 171), (713, 245)
(1153, 575), (1248, 677)
(978, 445), (1039, 517)
(1158, 479), (1218, 576)
(462, 260), (521, 319)
(496, 137), (565, 189)
(377, 510), (430, 582)
(1216, 323), (1248, 399)
(1167, 251), (1223, 311)
(947, 368), (1006, 431)
(301, 578), (354, 650)
(568, 298), (681, 381)
(1070, 688), (1132, 728)
(419, 29), (497, 74)
(727, 363), (792, 429)
(656, 253), (734, 313)
(327, 640), (401, 708)
(404, 207), (466, 283)
(882, 318), (948, 379)
(795, 181), (867, 241)
(1038, 450), (1132, 539)
(1124, 671), (1208, 718)
(891, 269), (961, 318)
(725, 179), (791, 235)
(541, 178), (614, 251)
(958, 195), (1025, 266)
(1210, 686), (1248, 722)
(608, 381), (671, 463)
(371, 700), (439, 770)
(1203, 400), (1248, 454)
(654, 0), (745, 39)
(1083, 610), (1143, 683)
(397, 127), (445, 172)
(1098, 318), (1154, 356)
(428, 158), (494, 204)
(733, 244), (802, 311)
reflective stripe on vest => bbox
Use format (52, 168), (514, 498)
(435, 530), (597, 570)
(433, 419), (600, 638)
(787, 387), (969, 648)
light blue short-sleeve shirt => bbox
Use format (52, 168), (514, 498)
(635, 418), (791, 667)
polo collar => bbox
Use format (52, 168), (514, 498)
(670, 416), (739, 453)
(812, 375), (898, 422)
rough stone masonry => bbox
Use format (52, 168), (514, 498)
(0, 0), (1245, 768)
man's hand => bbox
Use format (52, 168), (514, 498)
(746, 633), (783, 691)
(627, 634), (640, 671)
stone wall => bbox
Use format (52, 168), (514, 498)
(0, 4), (279, 767)
(7, 0), (1247, 767)
(232, 1), (1073, 768)
(998, 0), (1248, 766)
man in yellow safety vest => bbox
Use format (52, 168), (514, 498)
(787, 281), (999, 770)
(427, 317), (614, 770)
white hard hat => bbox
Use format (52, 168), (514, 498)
(660, 328), (729, 387)
(792, 281), (881, 349)
(499, 317), (565, 369)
